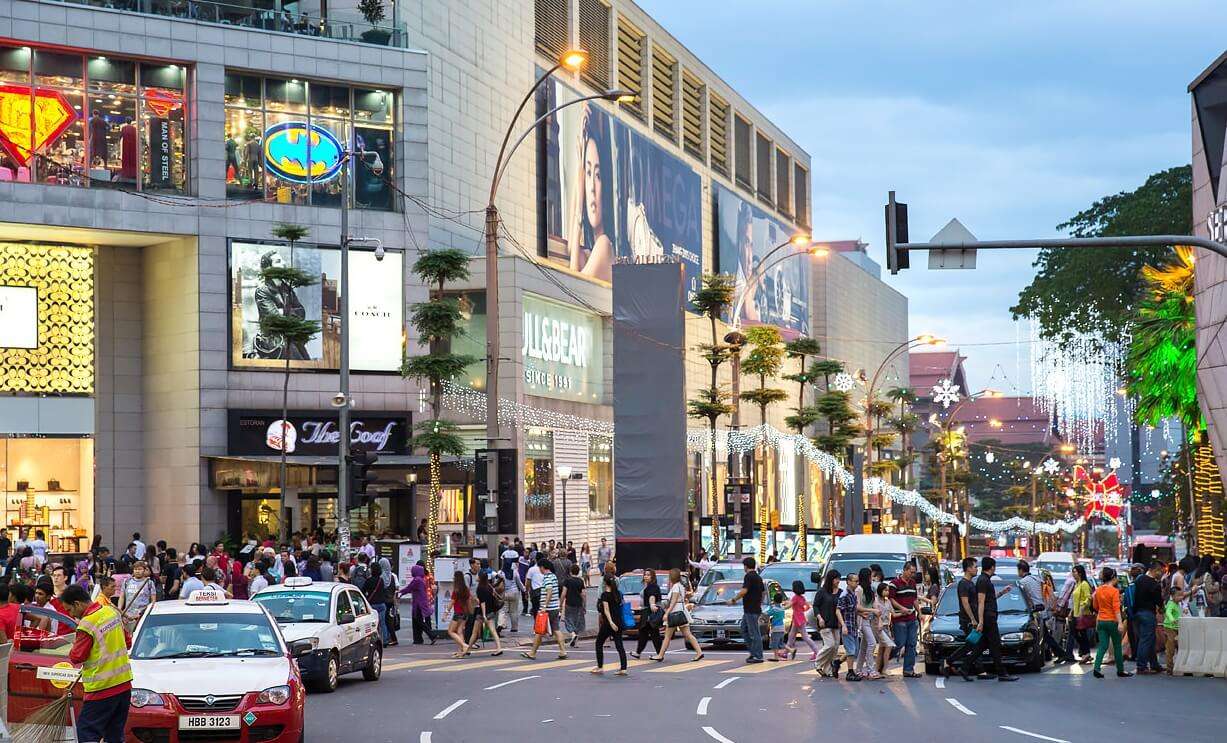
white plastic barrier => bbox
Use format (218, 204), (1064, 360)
(1173, 616), (1227, 677)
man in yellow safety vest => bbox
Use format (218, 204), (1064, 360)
(60, 583), (133, 743)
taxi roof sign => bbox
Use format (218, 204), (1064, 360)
(282, 577), (313, 588)
(185, 589), (230, 606)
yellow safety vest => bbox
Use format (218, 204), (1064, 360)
(76, 603), (133, 693)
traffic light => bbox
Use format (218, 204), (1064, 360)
(347, 447), (379, 506)
(885, 191), (909, 274)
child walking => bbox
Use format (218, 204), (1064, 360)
(874, 582), (897, 674)
(765, 591), (787, 660)
(784, 580), (820, 660)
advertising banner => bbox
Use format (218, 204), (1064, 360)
(227, 409), (411, 457)
(229, 241), (403, 371)
(714, 183), (810, 336)
(538, 76), (703, 302)
(521, 292), (604, 402)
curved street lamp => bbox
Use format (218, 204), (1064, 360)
(481, 50), (635, 539)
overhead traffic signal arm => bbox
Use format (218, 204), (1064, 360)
(883, 191), (1227, 274)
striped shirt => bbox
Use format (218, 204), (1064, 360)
(541, 573), (560, 610)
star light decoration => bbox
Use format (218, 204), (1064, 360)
(1041, 457), (1060, 475)
(930, 378), (961, 409)
(831, 372), (857, 393)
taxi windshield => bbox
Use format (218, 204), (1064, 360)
(131, 613), (283, 659)
(698, 583), (741, 605)
(252, 592), (332, 623)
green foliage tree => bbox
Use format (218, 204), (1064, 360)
(689, 273), (737, 557)
(783, 337), (822, 554)
(1012, 165), (1192, 344)
(1126, 246), (1201, 433)
(402, 249), (479, 570)
(264, 223), (319, 542)
(358, 0), (386, 25)
(810, 359), (859, 532)
(739, 325), (788, 561)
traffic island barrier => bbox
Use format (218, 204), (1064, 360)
(1173, 616), (1227, 677)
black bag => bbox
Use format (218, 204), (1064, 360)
(648, 608), (665, 627)
(387, 601), (401, 632)
(667, 610), (689, 628)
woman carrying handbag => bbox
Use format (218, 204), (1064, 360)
(1071, 564), (1095, 663)
(630, 569), (664, 659)
(649, 567), (704, 663)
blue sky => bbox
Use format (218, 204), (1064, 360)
(639, 0), (1223, 390)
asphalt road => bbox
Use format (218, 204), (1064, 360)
(303, 633), (1227, 743)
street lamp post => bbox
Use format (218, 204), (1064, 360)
(725, 235), (822, 558)
(483, 49), (632, 547)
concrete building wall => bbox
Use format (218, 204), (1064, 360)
(814, 251), (911, 392)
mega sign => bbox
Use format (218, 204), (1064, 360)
(0, 85), (79, 165)
(520, 293), (603, 402)
(228, 410), (411, 456)
(263, 121), (344, 184)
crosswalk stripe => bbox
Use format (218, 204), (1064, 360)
(424, 659), (519, 672)
(384, 658), (453, 671)
(724, 660), (802, 674)
(642, 659), (731, 673)
(499, 658), (590, 671)
(569, 658), (655, 672)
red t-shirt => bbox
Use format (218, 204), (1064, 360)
(0, 602), (18, 640)
(888, 576), (919, 623)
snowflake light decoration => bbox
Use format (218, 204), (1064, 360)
(930, 378), (961, 409)
(1041, 458), (1060, 475)
(1108, 457), (1121, 471)
(985, 452), (995, 464)
(831, 372), (857, 393)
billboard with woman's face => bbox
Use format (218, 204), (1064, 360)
(715, 184), (811, 336)
(538, 76), (702, 300)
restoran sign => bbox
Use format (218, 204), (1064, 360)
(228, 410), (411, 456)
(521, 293), (603, 402)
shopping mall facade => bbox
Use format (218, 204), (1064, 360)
(0, 0), (907, 557)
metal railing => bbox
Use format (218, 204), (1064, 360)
(54, 0), (408, 48)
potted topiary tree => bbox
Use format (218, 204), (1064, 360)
(358, 0), (391, 45)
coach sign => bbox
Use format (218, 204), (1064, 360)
(228, 410), (411, 456)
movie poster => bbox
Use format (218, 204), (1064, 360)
(538, 76), (703, 300)
(715, 184), (811, 336)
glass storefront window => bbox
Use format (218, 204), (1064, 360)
(524, 430), (554, 523)
(1, 437), (95, 555)
(224, 72), (394, 210)
(588, 435), (612, 518)
(0, 45), (188, 193)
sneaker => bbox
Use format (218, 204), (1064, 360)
(845, 670), (862, 681)
(746, 657), (764, 664)
(997, 675), (1020, 682)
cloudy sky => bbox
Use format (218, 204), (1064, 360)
(639, 0), (1223, 390)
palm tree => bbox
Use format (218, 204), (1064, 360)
(402, 249), (478, 571)
(811, 359), (859, 534)
(783, 337), (821, 555)
(264, 223), (319, 542)
(739, 325), (788, 562)
(688, 273), (737, 558)
(884, 386), (919, 530)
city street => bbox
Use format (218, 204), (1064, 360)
(304, 642), (1226, 742)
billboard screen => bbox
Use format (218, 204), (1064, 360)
(229, 241), (403, 371)
(538, 76), (703, 302)
(715, 183), (810, 336)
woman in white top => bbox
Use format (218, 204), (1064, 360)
(649, 568), (704, 663)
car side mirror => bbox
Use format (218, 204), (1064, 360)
(810, 571), (822, 585)
(289, 640), (313, 658)
(920, 606), (933, 616)
(337, 612), (356, 625)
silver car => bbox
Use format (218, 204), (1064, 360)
(689, 580), (775, 648)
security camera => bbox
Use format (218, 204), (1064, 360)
(374, 245), (386, 262)
(330, 392), (349, 408)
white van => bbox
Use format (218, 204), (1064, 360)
(823, 534), (940, 584)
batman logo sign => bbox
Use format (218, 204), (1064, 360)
(263, 121), (344, 184)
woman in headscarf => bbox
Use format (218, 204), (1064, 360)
(400, 563), (432, 645)
(379, 556), (399, 646)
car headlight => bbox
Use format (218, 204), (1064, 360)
(301, 637), (320, 649)
(257, 685), (292, 705)
(130, 688), (164, 708)
(1001, 632), (1034, 643)
(926, 633), (956, 643)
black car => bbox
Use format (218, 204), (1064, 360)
(921, 576), (1045, 675)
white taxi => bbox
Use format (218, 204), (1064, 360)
(250, 577), (382, 692)
(126, 589), (307, 743)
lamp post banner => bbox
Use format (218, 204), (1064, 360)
(613, 263), (687, 569)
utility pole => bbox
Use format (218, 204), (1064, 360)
(337, 154), (351, 558)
